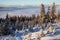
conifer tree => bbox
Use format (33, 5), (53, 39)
(6, 13), (9, 20)
(57, 11), (60, 19)
(39, 4), (45, 25)
(45, 6), (50, 22)
(49, 3), (56, 22)
(40, 4), (45, 17)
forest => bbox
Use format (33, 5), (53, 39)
(0, 3), (60, 36)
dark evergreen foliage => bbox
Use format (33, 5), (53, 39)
(0, 3), (59, 36)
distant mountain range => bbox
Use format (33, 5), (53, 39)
(0, 5), (60, 18)
(0, 5), (60, 11)
(0, 6), (39, 11)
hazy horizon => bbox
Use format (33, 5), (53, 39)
(0, 0), (60, 6)
(0, 0), (60, 18)
(0, 5), (60, 18)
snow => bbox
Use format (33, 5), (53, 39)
(21, 23), (60, 40)
(40, 24), (60, 40)
(0, 23), (60, 40)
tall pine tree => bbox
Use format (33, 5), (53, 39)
(39, 4), (45, 25)
(49, 3), (56, 22)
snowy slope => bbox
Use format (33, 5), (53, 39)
(22, 23), (60, 40)
(0, 23), (60, 40)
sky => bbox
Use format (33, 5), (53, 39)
(0, 0), (60, 6)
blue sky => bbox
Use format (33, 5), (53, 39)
(0, 0), (60, 5)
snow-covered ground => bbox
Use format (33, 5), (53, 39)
(0, 23), (60, 40)
(40, 24), (60, 40)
